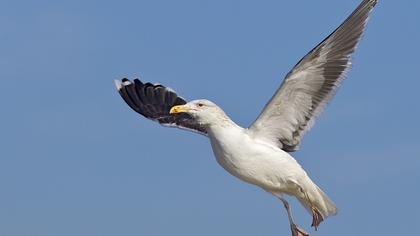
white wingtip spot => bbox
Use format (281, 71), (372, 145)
(166, 87), (176, 93)
(114, 80), (122, 90)
(122, 80), (132, 86)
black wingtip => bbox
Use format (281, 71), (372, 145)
(114, 78), (206, 135)
(115, 77), (187, 117)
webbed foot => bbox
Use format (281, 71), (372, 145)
(291, 223), (309, 236)
(311, 207), (324, 230)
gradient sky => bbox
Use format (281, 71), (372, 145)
(1, 0), (419, 235)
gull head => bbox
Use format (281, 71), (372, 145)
(169, 99), (228, 126)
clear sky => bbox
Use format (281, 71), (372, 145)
(1, 0), (419, 235)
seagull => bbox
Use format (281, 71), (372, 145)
(115, 0), (376, 235)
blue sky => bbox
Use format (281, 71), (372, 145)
(1, 0), (419, 235)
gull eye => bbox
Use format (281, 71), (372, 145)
(198, 103), (204, 107)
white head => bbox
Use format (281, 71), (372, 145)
(169, 99), (229, 127)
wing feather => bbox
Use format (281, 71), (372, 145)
(115, 78), (207, 136)
(249, 0), (377, 152)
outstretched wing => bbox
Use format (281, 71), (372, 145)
(249, 0), (377, 152)
(115, 78), (207, 135)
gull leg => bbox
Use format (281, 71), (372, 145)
(278, 197), (309, 236)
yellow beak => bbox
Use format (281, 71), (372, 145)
(169, 105), (190, 114)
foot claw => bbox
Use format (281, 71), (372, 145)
(291, 223), (309, 236)
(311, 207), (324, 230)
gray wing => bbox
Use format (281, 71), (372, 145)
(115, 78), (207, 135)
(249, 0), (377, 152)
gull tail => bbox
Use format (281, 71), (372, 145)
(297, 181), (338, 225)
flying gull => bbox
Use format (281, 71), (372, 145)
(115, 0), (377, 235)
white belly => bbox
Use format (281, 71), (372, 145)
(208, 126), (307, 193)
